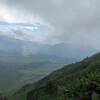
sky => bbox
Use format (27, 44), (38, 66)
(0, 0), (100, 49)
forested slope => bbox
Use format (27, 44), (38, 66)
(11, 52), (100, 100)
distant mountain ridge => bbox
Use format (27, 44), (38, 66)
(0, 35), (98, 59)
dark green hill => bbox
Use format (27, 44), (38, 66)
(10, 52), (100, 100)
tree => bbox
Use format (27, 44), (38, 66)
(44, 80), (57, 99)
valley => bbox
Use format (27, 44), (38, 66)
(10, 52), (100, 100)
(0, 51), (77, 96)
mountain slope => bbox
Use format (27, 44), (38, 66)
(10, 52), (100, 100)
(0, 51), (77, 96)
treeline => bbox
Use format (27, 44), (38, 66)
(44, 69), (100, 100)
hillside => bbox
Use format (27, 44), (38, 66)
(43, 69), (100, 100)
(0, 51), (77, 96)
(10, 52), (100, 100)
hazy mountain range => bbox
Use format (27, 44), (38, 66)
(0, 35), (98, 59)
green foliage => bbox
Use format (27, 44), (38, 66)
(44, 80), (57, 99)
(11, 52), (100, 100)
(0, 94), (8, 100)
(57, 69), (100, 100)
(91, 92), (99, 100)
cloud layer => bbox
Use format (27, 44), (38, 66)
(0, 0), (100, 49)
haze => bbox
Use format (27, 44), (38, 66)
(0, 0), (100, 59)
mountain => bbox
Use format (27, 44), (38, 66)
(0, 35), (98, 59)
(0, 51), (77, 96)
(0, 35), (22, 51)
(10, 52), (100, 100)
(40, 43), (98, 59)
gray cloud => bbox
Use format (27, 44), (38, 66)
(0, 28), (40, 42)
(1, 0), (100, 49)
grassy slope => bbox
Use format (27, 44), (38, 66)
(0, 51), (76, 96)
(10, 52), (100, 100)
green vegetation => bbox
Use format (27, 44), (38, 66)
(0, 94), (8, 100)
(44, 80), (58, 99)
(0, 51), (75, 96)
(10, 52), (100, 100)
(48, 69), (100, 100)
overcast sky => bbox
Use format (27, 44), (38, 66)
(0, 0), (100, 49)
